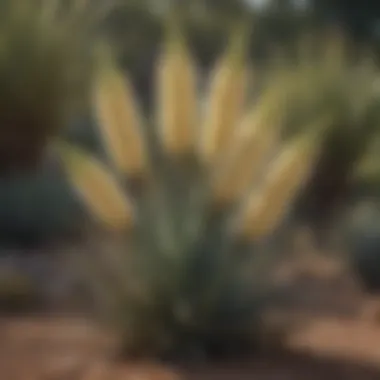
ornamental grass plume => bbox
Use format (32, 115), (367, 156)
(239, 125), (325, 241)
(156, 19), (198, 157)
(199, 26), (248, 167)
(58, 21), (325, 359)
(93, 47), (147, 179)
(56, 141), (134, 231)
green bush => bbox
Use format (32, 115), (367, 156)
(0, 0), (98, 174)
(278, 34), (380, 237)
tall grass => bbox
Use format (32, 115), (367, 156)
(58, 24), (326, 359)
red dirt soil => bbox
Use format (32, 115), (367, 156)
(2, 254), (380, 379)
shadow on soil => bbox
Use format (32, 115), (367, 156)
(182, 350), (380, 380)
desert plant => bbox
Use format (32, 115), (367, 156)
(0, 0), (104, 174)
(276, 32), (380, 242)
(57, 24), (326, 359)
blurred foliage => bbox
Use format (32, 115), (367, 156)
(310, 0), (380, 45)
(0, 163), (83, 248)
(0, 0), (380, 253)
(277, 35), (380, 238)
(0, 1), (378, 353)
(58, 26), (324, 358)
(342, 199), (380, 291)
(0, 0), (107, 248)
(0, 0), (99, 174)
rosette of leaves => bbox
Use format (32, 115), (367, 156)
(57, 24), (326, 359)
(0, 0), (102, 174)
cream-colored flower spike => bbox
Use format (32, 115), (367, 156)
(199, 29), (248, 166)
(57, 142), (134, 230)
(156, 26), (197, 156)
(239, 122), (325, 240)
(93, 50), (147, 177)
(212, 117), (277, 204)
(211, 83), (290, 204)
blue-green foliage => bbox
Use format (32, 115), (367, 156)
(344, 200), (380, 291)
(0, 119), (103, 249)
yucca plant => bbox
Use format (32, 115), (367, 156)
(0, 0), (105, 174)
(57, 23), (326, 359)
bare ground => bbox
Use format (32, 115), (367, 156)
(2, 250), (380, 379)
